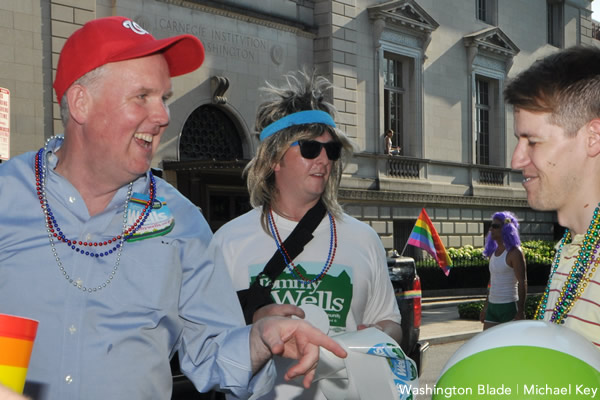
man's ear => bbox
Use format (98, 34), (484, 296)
(272, 158), (282, 172)
(587, 118), (600, 157)
(64, 84), (90, 124)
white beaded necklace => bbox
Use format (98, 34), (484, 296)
(37, 136), (136, 293)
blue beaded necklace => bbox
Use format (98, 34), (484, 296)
(267, 209), (337, 284)
(35, 137), (156, 292)
(534, 204), (600, 323)
(35, 148), (156, 257)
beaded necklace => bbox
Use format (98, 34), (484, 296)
(534, 204), (600, 324)
(35, 137), (156, 292)
(267, 209), (337, 284)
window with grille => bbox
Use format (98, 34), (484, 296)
(547, 0), (564, 48)
(476, 78), (490, 165)
(179, 105), (243, 161)
(384, 52), (407, 154)
(476, 0), (496, 24)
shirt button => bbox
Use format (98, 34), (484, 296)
(69, 196), (76, 203)
(69, 325), (77, 335)
(65, 375), (73, 384)
(85, 233), (92, 241)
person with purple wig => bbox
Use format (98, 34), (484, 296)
(479, 211), (527, 330)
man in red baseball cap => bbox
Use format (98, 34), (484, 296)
(0, 16), (346, 400)
(53, 16), (206, 104)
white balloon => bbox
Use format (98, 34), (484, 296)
(440, 320), (600, 376)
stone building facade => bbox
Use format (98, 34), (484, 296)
(0, 0), (597, 257)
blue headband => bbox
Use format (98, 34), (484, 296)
(259, 110), (336, 141)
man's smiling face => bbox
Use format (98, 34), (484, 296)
(511, 109), (585, 213)
(82, 54), (172, 184)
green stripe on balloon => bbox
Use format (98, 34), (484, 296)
(434, 346), (600, 400)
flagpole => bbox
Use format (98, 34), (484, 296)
(400, 211), (421, 257)
(399, 239), (410, 257)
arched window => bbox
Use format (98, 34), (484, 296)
(179, 105), (243, 161)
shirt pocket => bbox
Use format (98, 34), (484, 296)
(106, 238), (182, 312)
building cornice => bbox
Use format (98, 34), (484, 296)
(339, 189), (529, 208)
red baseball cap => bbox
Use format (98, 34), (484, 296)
(53, 16), (205, 103)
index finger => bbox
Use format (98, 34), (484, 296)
(291, 326), (346, 359)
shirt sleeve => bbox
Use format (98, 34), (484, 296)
(175, 211), (275, 398)
(362, 228), (402, 326)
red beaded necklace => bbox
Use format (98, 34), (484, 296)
(35, 137), (156, 292)
(268, 209), (337, 284)
(35, 149), (155, 256)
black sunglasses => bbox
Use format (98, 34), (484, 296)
(292, 140), (342, 161)
(490, 223), (502, 229)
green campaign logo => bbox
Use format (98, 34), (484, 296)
(251, 262), (353, 331)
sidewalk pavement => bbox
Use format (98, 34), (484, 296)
(420, 297), (484, 345)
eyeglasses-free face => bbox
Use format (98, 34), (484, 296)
(291, 140), (342, 161)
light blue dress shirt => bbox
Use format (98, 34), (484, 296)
(0, 137), (274, 399)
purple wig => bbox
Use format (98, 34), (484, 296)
(483, 211), (521, 258)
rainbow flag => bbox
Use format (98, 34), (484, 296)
(407, 208), (452, 276)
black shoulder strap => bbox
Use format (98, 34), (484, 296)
(261, 199), (327, 281)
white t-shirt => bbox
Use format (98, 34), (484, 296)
(209, 208), (401, 400)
